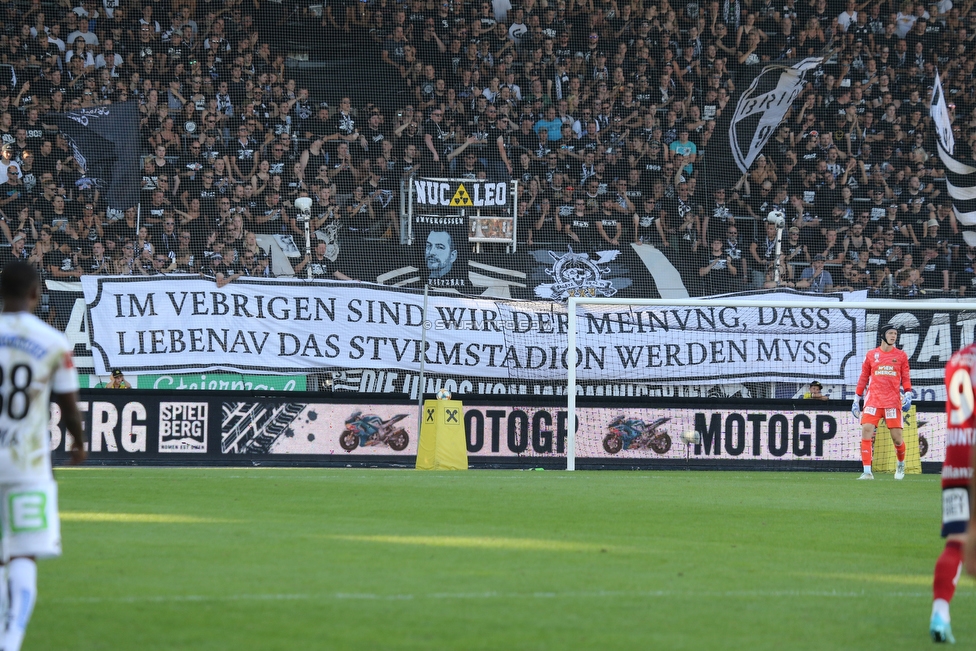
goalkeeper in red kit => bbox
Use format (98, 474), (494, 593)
(851, 323), (912, 480)
(929, 342), (976, 644)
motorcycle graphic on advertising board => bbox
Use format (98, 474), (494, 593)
(603, 415), (672, 455)
(340, 412), (410, 452)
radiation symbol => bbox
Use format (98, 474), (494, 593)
(450, 184), (473, 206)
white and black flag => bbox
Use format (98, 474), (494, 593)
(48, 101), (141, 217)
(930, 72), (976, 245)
(728, 57), (823, 176)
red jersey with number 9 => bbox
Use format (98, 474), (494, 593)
(943, 344), (976, 490)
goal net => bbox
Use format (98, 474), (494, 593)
(565, 295), (968, 472)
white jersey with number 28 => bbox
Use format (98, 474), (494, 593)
(0, 312), (78, 482)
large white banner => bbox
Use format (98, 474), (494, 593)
(82, 277), (867, 383)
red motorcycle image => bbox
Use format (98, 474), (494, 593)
(339, 412), (410, 452)
(603, 415), (673, 455)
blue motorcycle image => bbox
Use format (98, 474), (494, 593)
(603, 415), (672, 455)
(340, 412), (410, 452)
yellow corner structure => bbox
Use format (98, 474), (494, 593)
(873, 406), (921, 474)
(416, 399), (468, 470)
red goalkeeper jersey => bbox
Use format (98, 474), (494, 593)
(856, 345), (911, 408)
(943, 344), (976, 490)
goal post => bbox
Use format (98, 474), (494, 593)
(566, 295), (976, 471)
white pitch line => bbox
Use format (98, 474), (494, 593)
(46, 587), (974, 605)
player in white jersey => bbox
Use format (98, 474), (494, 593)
(0, 261), (85, 651)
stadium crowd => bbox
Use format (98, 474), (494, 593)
(0, 0), (972, 305)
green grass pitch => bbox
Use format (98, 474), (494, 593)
(33, 468), (973, 650)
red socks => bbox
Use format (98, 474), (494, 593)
(933, 541), (963, 603)
(895, 442), (906, 462)
(860, 440), (872, 468)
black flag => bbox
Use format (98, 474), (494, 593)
(48, 101), (141, 216)
(705, 56), (823, 192)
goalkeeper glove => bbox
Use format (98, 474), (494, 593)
(902, 390), (912, 412)
(851, 396), (862, 419)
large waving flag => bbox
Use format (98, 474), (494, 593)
(704, 55), (824, 193)
(48, 101), (141, 219)
(728, 56), (824, 175)
(930, 73), (976, 245)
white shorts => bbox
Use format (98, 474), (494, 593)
(0, 480), (61, 560)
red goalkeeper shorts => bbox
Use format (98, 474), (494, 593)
(860, 405), (903, 430)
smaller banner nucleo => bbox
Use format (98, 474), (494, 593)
(412, 179), (509, 208)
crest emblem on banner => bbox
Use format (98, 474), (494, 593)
(450, 184), (472, 206)
(534, 247), (619, 301)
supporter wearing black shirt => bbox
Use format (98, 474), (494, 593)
(565, 198), (599, 250)
(29, 33), (61, 71)
(223, 124), (259, 182)
(633, 196), (668, 246)
(44, 240), (83, 279)
(127, 22), (157, 68)
(393, 143), (423, 179)
(954, 245), (976, 295)
(290, 87), (313, 132)
(579, 121), (601, 151)
(329, 142), (357, 194)
(180, 167), (219, 212)
(466, 95), (490, 136)
(623, 168), (646, 205)
(225, 65), (248, 107)
(919, 243), (950, 291)
(0, 115), (17, 153)
(456, 150), (487, 179)
(0, 232), (29, 268)
(144, 190), (171, 226)
(798, 132), (823, 171)
(513, 118), (539, 154)
(265, 144), (291, 178)
(636, 139), (666, 180)
(248, 190), (283, 236)
(511, 151), (539, 184)
(327, 97), (360, 148)
(294, 240), (355, 280)
(698, 238), (739, 296)
(484, 114), (512, 181)
(864, 238), (890, 279)
(361, 112), (388, 160)
(155, 217), (180, 257)
(178, 139), (209, 182)
(107, 208), (139, 251)
(422, 107), (453, 169)
(596, 201), (622, 248)
(20, 109), (44, 152)
(200, 133), (222, 168)
(33, 140), (58, 178)
(396, 122), (424, 158)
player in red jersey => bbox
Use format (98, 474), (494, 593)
(930, 343), (976, 643)
(851, 323), (912, 480)
(966, 395), (976, 579)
